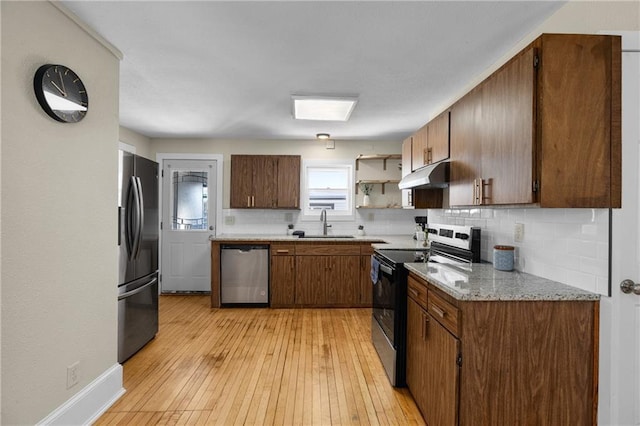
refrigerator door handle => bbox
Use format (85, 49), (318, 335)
(131, 177), (142, 260)
(118, 277), (158, 300)
(125, 176), (137, 261)
(118, 206), (122, 246)
(135, 177), (144, 259)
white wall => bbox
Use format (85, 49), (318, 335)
(150, 138), (402, 207)
(1, 2), (121, 424)
(120, 126), (153, 160)
(150, 138), (422, 236)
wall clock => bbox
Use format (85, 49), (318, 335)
(33, 64), (88, 123)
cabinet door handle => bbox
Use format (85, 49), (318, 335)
(276, 249), (289, 254)
(431, 304), (447, 318)
(423, 314), (430, 341)
(247, 196), (251, 207)
(427, 148), (433, 164)
(409, 288), (419, 298)
(474, 178), (484, 205)
(252, 196), (255, 207)
(473, 179), (479, 205)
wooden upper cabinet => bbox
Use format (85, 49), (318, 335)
(230, 155), (301, 209)
(426, 111), (450, 165)
(230, 155), (255, 208)
(402, 136), (413, 177)
(450, 87), (483, 207)
(412, 124), (428, 171)
(449, 33), (621, 208)
(276, 155), (301, 209)
(537, 34), (620, 207)
(252, 156), (277, 207)
(450, 47), (535, 206)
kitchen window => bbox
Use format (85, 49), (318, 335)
(301, 160), (355, 221)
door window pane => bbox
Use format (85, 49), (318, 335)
(171, 171), (208, 230)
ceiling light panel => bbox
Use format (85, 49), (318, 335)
(292, 96), (358, 121)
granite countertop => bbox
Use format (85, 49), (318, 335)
(405, 262), (600, 302)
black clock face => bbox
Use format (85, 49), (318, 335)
(34, 64), (89, 123)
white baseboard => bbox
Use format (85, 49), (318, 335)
(37, 363), (125, 426)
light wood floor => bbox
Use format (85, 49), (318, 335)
(97, 295), (425, 425)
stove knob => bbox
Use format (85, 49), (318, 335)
(455, 233), (469, 240)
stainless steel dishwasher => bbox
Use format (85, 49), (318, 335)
(220, 244), (269, 306)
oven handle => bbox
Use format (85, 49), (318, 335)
(379, 263), (393, 275)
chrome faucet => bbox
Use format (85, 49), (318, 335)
(320, 209), (332, 236)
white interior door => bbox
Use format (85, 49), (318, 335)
(161, 159), (217, 292)
(607, 36), (640, 426)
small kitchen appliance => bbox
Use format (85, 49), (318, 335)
(371, 223), (480, 386)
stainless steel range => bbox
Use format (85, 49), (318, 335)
(371, 223), (480, 386)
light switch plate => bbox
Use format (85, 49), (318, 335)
(224, 215), (235, 225)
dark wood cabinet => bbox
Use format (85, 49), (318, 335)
(406, 296), (426, 414)
(230, 155), (300, 209)
(401, 136), (413, 208)
(325, 256), (360, 305)
(406, 272), (599, 425)
(276, 155), (300, 209)
(359, 244), (374, 306)
(426, 110), (450, 165)
(270, 244), (295, 307)
(295, 256), (325, 305)
(407, 276), (459, 426)
(449, 33), (621, 207)
(411, 124), (428, 171)
(295, 243), (361, 307)
(402, 129), (445, 209)
(212, 240), (378, 308)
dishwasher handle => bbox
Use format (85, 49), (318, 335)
(221, 244), (269, 252)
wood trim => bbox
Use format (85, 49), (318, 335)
(610, 35), (622, 208)
(210, 242), (220, 308)
(295, 244), (361, 256)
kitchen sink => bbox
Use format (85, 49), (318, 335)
(299, 235), (355, 239)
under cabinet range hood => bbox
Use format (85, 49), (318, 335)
(398, 160), (450, 190)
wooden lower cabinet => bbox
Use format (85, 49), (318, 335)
(270, 244), (295, 307)
(215, 240), (377, 308)
(407, 284), (459, 426)
(406, 272), (598, 425)
(296, 254), (360, 307)
(295, 256), (326, 305)
(359, 244), (374, 306)
(325, 256), (360, 305)
(406, 297), (427, 413)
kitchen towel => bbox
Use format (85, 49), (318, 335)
(370, 255), (380, 284)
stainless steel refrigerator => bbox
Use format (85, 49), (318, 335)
(118, 150), (159, 363)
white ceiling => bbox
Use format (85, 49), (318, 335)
(62, 1), (565, 141)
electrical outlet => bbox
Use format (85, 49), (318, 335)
(367, 212), (375, 221)
(67, 362), (80, 389)
(224, 215), (235, 225)
(514, 223), (525, 242)
(284, 212), (293, 222)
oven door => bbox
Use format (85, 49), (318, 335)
(372, 256), (396, 347)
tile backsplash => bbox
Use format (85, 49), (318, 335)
(220, 208), (420, 237)
(219, 206), (610, 296)
(427, 208), (610, 296)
